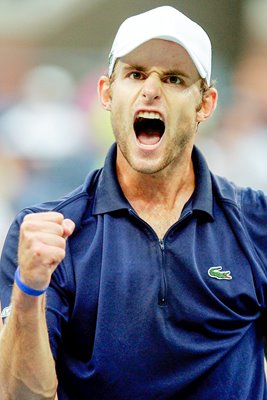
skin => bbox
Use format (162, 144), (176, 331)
(0, 39), (217, 399)
(103, 41), (209, 175)
(99, 39), (217, 237)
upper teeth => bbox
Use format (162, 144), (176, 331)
(137, 111), (162, 120)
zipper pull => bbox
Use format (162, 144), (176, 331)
(159, 239), (164, 251)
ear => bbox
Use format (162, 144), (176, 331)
(98, 75), (112, 111)
(196, 87), (218, 123)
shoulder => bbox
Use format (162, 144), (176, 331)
(211, 173), (267, 266)
(211, 173), (267, 212)
(17, 169), (101, 227)
(0, 169), (100, 290)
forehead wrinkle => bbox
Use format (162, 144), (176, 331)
(123, 63), (147, 72)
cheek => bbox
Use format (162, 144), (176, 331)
(110, 98), (132, 136)
(174, 100), (197, 122)
(110, 86), (136, 126)
(110, 87), (127, 113)
(182, 86), (202, 109)
(183, 96), (201, 122)
(169, 100), (199, 134)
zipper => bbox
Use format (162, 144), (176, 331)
(158, 239), (167, 306)
(129, 208), (193, 307)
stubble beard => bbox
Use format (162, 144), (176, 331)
(113, 126), (195, 176)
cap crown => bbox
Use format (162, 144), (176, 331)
(108, 6), (212, 84)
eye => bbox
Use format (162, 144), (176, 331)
(164, 75), (183, 85)
(128, 71), (145, 80)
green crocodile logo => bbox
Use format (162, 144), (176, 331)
(208, 266), (232, 280)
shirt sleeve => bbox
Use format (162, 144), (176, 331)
(240, 187), (267, 319)
(0, 212), (23, 318)
(241, 188), (267, 271)
(46, 258), (73, 360)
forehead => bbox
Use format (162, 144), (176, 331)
(119, 39), (199, 76)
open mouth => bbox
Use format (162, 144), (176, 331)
(134, 112), (165, 146)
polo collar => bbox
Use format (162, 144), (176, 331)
(93, 143), (214, 220)
(190, 146), (214, 220)
(92, 143), (130, 214)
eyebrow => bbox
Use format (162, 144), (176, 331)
(122, 64), (191, 79)
(122, 64), (147, 73)
(164, 69), (191, 79)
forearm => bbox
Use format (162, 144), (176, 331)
(0, 212), (74, 399)
(0, 286), (58, 400)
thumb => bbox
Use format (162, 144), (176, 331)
(62, 218), (75, 238)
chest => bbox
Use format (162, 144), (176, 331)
(137, 208), (181, 239)
(70, 212), (263, 322)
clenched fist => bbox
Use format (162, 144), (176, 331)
(18, 212), (75, 291)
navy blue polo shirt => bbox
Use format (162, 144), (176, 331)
(1, 143), (267, 400)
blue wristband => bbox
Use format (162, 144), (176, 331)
(14, 267), (48, 297)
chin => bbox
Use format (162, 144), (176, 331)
(130, 160), (167, 175)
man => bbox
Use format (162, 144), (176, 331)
(0, 5), (266, 400)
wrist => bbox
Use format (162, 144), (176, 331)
(14, 267), (49, 297)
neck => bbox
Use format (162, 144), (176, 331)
(116, 148), (195, 212)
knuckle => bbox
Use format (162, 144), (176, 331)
(49, 249), (66, 266)
(23, 213), (33, 222)
(31, 242), (45, 259)
(57, 225), (65, 237)
(49, 211), (64, 222)
(19, 227), (33, 245)
(21, 220), (35, 232)
(61, 237), (67, 248)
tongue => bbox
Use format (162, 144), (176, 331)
(138, 130), (161, 145)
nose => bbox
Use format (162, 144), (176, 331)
(141, 74), (161, 103)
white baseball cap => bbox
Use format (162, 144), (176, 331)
(108, 6), (212, 85)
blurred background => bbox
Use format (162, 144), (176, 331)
(1, 0), (267, 250)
